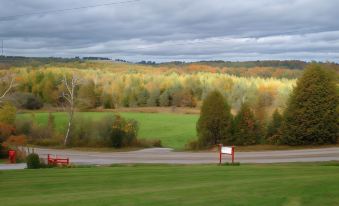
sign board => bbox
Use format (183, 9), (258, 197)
(221, 146), (232, 154)
(218, 144), (235, 164)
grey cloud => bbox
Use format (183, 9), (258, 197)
(0, 0), (338, 62)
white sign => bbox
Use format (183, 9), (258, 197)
(221, 147), (232, 154)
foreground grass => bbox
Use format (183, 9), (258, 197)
(1, 163), (339, 206)
(17, 112), (198, 149)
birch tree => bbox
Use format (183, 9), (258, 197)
(61, 73), (80, 146)
(0, 74), (14, 104)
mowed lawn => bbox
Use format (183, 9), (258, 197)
(17, 112), (199, 149)
(1, 164), (339, 206)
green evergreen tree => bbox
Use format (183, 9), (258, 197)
(281, 64), (338, 145)
(232, 103), (262, 145)
(265, 109), (283, 144)
(196, 90), (232, 148)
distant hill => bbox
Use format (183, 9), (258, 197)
(1, 56), (338, 70)
(157, 60), (339, 70)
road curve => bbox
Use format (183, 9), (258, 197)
(27, 147), (339, 165)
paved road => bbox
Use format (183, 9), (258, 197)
(0, 163), (26, 170)
(28, 147), (339, 165)
(1, 147), (338, 170)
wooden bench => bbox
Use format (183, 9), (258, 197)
(47, 154), (69, 165)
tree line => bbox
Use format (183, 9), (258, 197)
(2, 66), (296, 124)
(194, 64), (338, 148)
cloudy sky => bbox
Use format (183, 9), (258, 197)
(0, 0), (339, 62)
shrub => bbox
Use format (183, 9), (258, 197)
(26, 153), (40, 169)
(266, 134), (283, 145)
(16, 114), (61, 146)
(15, 119), (34, 136)
(4, 135), (28, 147)
(33, 136), (63, 146)
(15, 148), (28, 163)
(68, 114), (139, 148)
(0, 144), (9, 158)
(30, 124), (56, 143)
(0, 123), (15, 143)
(0, 103), (16, 124)
(96, 115), (115, 146)
(151, 139), (162, 147)
(135, 139), (162, 148)
(69, 116), (94, 146)
(23, 95), (44, 110)
(111, 115), (138, 148)
(185, 139), (200, 150)
(9, 92), (43, 110)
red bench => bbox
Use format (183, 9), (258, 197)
(47, 154), (69, 165)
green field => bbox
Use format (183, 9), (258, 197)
(1, 163), (339, 206)
(17, 112), (199, 149)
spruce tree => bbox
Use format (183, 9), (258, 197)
(232, 103), (262, 145)
(265, 109), (283, 144)
(281, 64), (338, 145)
(196, 90), (232, 148)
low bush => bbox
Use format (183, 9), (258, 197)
(185, 139), (200, 150)
(266, 134), (283, 145)
(69, 114), (139, 148)
(0, 144), (9, 158)
(16, 116), (62, 146)
(26, 153), (40, 169)
(185, 139), (212, 150)
(151, 139), (162, 147)
(4, 135), (28, 147)
(22, 95), (44, 110)
(0, 123), (16, 143)
(33, 137), (63, 146)
(135, 139), (162, 148)
(30, 124), (55, 141)
(15, 119), (34, 135)
(69, 116), (94, 146)
(10, 92), (43, 110)
(111, 115), (138, 148)
(15, 148), (28, 163)
(16, 114), (141, 149)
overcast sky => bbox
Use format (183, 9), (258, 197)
(0, 0), (339, 62)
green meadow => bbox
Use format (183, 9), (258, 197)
(17, 112), (199, 149)
(1, 163), (339, 206)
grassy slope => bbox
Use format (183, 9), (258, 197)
(17, 112), (198, 149)
(0, 164), (339, 206)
